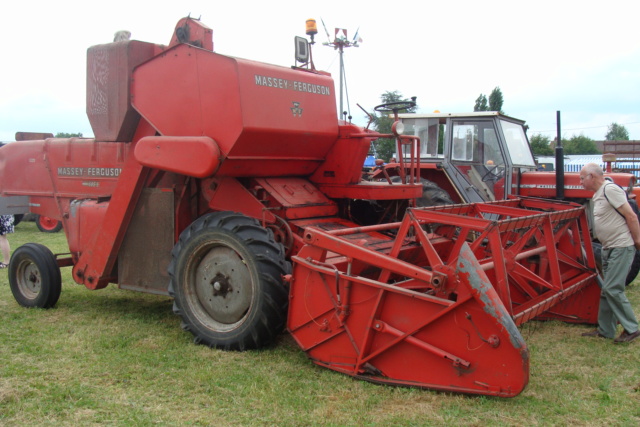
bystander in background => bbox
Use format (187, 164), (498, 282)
(0, 214), (14, 268)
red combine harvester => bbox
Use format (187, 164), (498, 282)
(0, 17), (607, 397)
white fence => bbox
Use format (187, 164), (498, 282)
(536, 155), (640, 177)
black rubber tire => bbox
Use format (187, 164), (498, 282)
(417, 179), (454, 207)
(13, 214), (24, 226)
(390, 176), (453, 207)
(35, 215), (63, 233)
(592, 241), (640, 286)
(9, 243), (62, 308)
(168, 212), (289, 351)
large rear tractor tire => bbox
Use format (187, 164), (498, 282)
(168, 212), (289, 350)
(416, 179), (455, 207)
(391, 176), (454, 207)
(35, 215), (63, 233)
(9, 243), (62, 308)
(592, 242), (640, 286)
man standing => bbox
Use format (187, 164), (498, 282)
(580, 163), (640, 343)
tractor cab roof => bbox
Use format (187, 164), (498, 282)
(397, 111), (526, 125)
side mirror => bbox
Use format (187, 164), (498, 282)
(294, 36), (309, 64)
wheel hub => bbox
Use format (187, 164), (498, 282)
(19, 263), (42, 297)
(211, 273), (232, 297)
(192, 245), (252, 326)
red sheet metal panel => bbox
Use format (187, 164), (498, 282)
(251, 178), (338, 220)
(518, 171), (638, 200)
(131, 44), (339, 177)
(0, 138), (126, 199)
(317, 181), (423, 200)
(134, 136), (221, 178)
(87, 40), (161, 142)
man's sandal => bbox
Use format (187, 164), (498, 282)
(0, 262), (8, 269)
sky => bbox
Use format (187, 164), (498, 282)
(1, 0), (639, 143)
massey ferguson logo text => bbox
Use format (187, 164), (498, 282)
(254, 75), (331, 96)
(58, 167), (122, 177)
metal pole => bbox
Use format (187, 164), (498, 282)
(338, 44), (344, 119)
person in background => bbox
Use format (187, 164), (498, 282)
(580, 163), (640, 343)
(0, 214), (14, 268)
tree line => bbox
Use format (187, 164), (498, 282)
(530, 123), (630, 156)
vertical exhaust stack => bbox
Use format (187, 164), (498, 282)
(555, 110), (565, 199)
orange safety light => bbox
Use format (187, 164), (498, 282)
(305, 19), (318, 36)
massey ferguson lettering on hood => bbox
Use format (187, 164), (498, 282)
(57, 167), (122, 177)
(254, 74), (331, 95)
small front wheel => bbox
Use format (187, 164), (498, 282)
(9, 243), (62, 308)
(35, 215), (63, 233)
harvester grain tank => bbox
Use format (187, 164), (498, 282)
(0, 17), (605, 397)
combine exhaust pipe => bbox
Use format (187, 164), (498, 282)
(555, 110), (565, 199)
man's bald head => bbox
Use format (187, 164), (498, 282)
(580, 163), (605, 191)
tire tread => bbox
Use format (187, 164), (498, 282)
(169, 212), (288, 351)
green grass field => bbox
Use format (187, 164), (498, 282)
(1, 221), (640, 426)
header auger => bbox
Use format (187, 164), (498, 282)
(0, 17), (602, 397)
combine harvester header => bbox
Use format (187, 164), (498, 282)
(0, 17), (601, 397)
(289, 198), (598, 396)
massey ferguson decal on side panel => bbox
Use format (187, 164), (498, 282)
(57, 167), (122, 177)
(254, 74), (331, 96)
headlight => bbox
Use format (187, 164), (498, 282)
(392, 122), (404, 135)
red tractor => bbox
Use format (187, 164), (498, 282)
(370, 111), (640, 284)
(0, 17), (612, 397)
